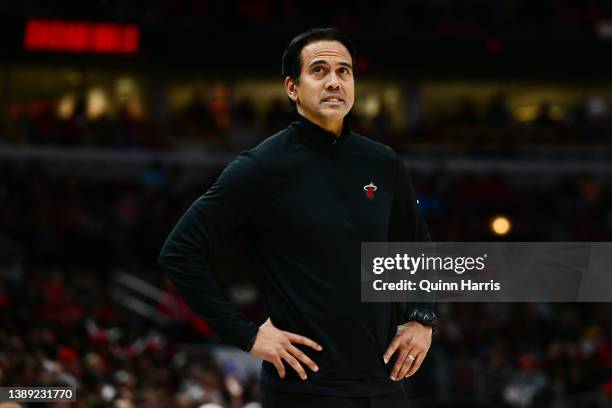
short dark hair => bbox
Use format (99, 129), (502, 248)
(281, 27), (357, 84)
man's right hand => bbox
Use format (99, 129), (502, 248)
(249, 318), (322, 380)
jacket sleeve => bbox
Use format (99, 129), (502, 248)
(158, 152), (266, 351)
(387, 151), (436, 321)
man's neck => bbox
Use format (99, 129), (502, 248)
(297, 109), (343, 137)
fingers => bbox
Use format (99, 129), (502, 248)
(257, 322), (322, 381)
(391, 349), (408, 381)
(383, 337), (400, 364)
(397, 350), (417, 380)
(405, 352), (425, 378)
(288, 344), (319, 373)
(390, 348), (408, 381)
(272, 357), (285, 379)
(280, 349), (308, 380)
(286, 332), (323, 351)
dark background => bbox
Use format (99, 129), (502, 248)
(1, 1), (611, 407)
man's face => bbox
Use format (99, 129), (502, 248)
(286, 40), (355, 127)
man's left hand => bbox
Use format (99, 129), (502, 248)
(383, 321), (432, 381)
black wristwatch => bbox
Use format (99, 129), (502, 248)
(405, 308), (437, 331)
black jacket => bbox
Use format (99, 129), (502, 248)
(158, 114), (432, 397)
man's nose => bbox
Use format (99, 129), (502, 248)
(325, 73), (341, 89)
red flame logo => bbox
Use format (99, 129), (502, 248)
(363, 181), (377, 200)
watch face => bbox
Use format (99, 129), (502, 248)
(419, 311), (436, 326)
(407, 309), (437, 327)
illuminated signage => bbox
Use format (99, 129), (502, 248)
(24, 19), (139, 53)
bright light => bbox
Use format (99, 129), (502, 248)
(87, 88), (109, 119)
(491, 215), (512, 236)
(57, 93), (76, 119)
(363, 95), (380, 117)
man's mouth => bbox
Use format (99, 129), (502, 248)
(322, 96), (344, 103)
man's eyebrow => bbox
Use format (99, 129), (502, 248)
(308, 60), (353, 69)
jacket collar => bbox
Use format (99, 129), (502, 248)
(291, 112), (351, 151)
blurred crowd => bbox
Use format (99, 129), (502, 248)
(0, 265), (263, 408)
(3, 91), (612, 155)
(428, 302), (612, 407)
(1, 159), (611, 267)
(1, 159), (611, 406)
(2, 264), (612, 407)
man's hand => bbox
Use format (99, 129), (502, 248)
(383, 321), (432, 381)
(249, 318), (322, 380)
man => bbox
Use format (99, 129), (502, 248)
(158, 28), (436, 407)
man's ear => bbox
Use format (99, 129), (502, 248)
(284, 76), (298, 102)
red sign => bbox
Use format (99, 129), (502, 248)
(24, 19), (139, 53)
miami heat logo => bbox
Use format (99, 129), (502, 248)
(363, 181), (377, 200)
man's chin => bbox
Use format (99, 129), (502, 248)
(318, 107), (348, 120)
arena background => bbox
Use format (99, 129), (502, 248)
(1, 1), (612, 407)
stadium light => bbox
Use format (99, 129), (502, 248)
(490, 215), (512, 236)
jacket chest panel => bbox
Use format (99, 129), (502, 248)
(330, 156), (393, 241)
(261, 152), (393, 242)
